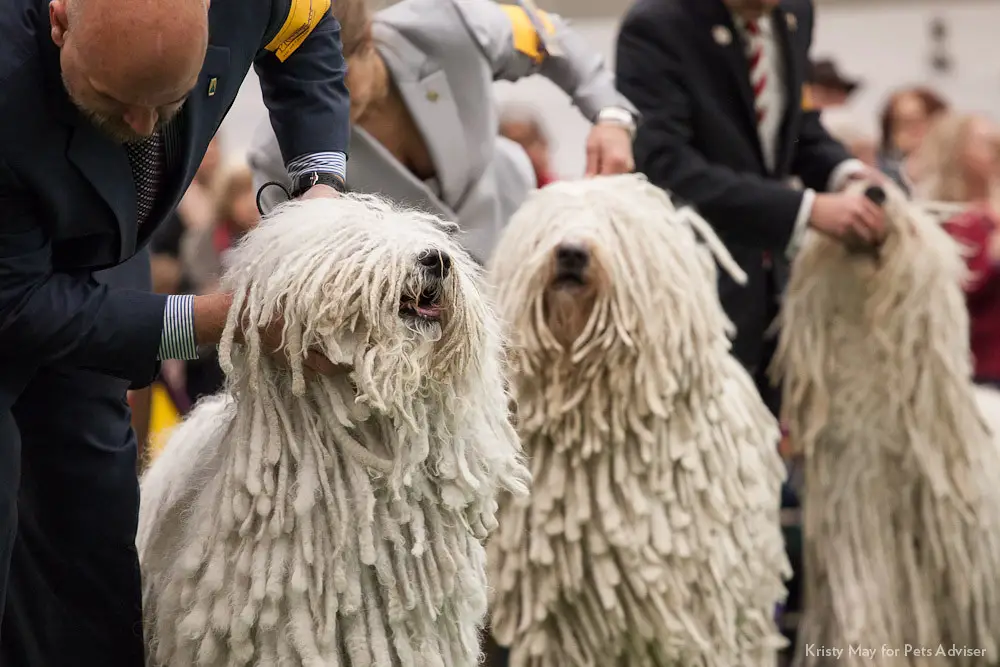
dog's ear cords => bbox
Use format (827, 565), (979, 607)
(256, 181), (293, 217)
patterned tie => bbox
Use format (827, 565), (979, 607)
(125, 131), (165, 226)
(746, 20), (774, 269)
(745, 20), (768, 127)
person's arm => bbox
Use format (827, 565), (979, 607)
(452, 0), (636, 122)
(253, 0), (350, 188)
(0, 161), (182, 386)
(615, 13), (802, 249)
(246, 119), (293, 215)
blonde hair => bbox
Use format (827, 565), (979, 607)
(211, 160), (254, 223)
(912, 112), (999, 205)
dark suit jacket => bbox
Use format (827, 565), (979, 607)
(0, 0), (350, 416)
(616, 0), (851, 372)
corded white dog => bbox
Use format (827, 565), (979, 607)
(487, 174), (790, 667)
(772, 179), (1000, 666)
(137, 196), (530, 667)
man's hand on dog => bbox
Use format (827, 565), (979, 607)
(585, 123), (635, 176)
(192, 292), (341, 375)
(809, 192), (887, 248)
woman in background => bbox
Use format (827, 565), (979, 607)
(914, 112), (1000, 387)
(877, 86), (948, 191)
(249, 0), (637, 264)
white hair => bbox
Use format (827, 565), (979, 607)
(771, 179), (1000, 663)
(137, 195), (529, 666)
(486, 174), (789, 666)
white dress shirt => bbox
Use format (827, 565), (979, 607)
(733, 13), (865, 260)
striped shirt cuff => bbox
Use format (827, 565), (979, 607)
(158, 295), (198, 361)
(286, 151), (347, 183)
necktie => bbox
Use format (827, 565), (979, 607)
(745, 20), (768, 127)
(746, 20), (774, 268)
(125, 131), (165, 226)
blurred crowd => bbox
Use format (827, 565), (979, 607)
(807, 61), (1000, 387)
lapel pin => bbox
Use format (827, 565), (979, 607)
(426, 90), (440, 102)
(786, 13), (798, 31)
(207, 77), (218, 97)
(712, 25), (733, 46)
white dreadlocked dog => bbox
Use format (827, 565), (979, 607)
(486, 174), (790, 667)
(137, 196), (530, 666)
(771, 178), (1000, 667)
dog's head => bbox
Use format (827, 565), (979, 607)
(220, 195), (492, 397)
(490, 174), (742, 361)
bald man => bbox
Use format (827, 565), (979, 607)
(0, 0), (350, 662)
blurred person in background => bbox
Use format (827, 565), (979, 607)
(616, 0), (884, 656)
(178, 136), (225, 294)
(805, 57), (860, 110)
(499, 105), (557, 187)
(184, 161), (262, 406)
(822, 114), (878, 167)
(877, 86), (948, 191)
(914, 112), (1000, 388)
(250, 0), (638, 263)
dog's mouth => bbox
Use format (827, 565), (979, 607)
(399, 286), (444, 322)
(551, 271), (588, 290)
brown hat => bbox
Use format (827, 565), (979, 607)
(808, 59), (861, 95)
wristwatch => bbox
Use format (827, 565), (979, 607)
(597, 106), (638, 140)
(290, 171), (347, 198)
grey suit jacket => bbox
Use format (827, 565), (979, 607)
(248, 0), (635, 262)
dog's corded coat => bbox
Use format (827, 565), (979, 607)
(771, 180), (1000, 667)
(137, 196), (529, 666)
(487, 174), (790, 667)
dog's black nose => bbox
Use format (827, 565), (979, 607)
(417, 249), (451, 279)
(555, 244), (589, 273)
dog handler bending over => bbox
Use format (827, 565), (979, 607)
(250, 0), (639, 263)
(0, 0), (350, 662)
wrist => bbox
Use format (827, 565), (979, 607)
(290, 172), (346, 199)
(193, 292), (234, 346)
(596, 106), (637, 140)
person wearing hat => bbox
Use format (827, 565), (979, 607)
(807, 58), (861, 109)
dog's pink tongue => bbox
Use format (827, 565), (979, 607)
(416, 303), (442, 318)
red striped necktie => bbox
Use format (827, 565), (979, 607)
(746, 20), (768, 128)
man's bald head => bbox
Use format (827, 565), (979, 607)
(51, 0), (209, 142)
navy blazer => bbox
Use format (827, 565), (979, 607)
(0, 0), (350, 414)
(616, 0), (851, 372)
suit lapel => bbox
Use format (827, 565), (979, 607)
(41, 34), (137, 259)
(350, 127), (456, 221)
(156, 45), (231, 225)
(64, 122), (137, 260)
(773, 5), (803, 174)
(375, 26), (472, 209)
(685, 0), (763, 164)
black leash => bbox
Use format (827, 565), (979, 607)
(255, 181), (293, 217)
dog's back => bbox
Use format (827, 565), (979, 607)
(137, 394), (235, 655)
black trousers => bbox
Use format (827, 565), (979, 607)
(1, 366), (145, 666)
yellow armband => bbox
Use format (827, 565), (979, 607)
(802, 85), (816, 112)
(499, 3), (555, 64)
(264, 0), (333, 62)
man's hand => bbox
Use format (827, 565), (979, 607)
(584, 123), (635, 177)
(809, 192), (887, 247)
(192, 292), (340, 375)
(300, 183), (342, 200)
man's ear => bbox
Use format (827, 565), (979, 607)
(49, 0), (69, 47)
